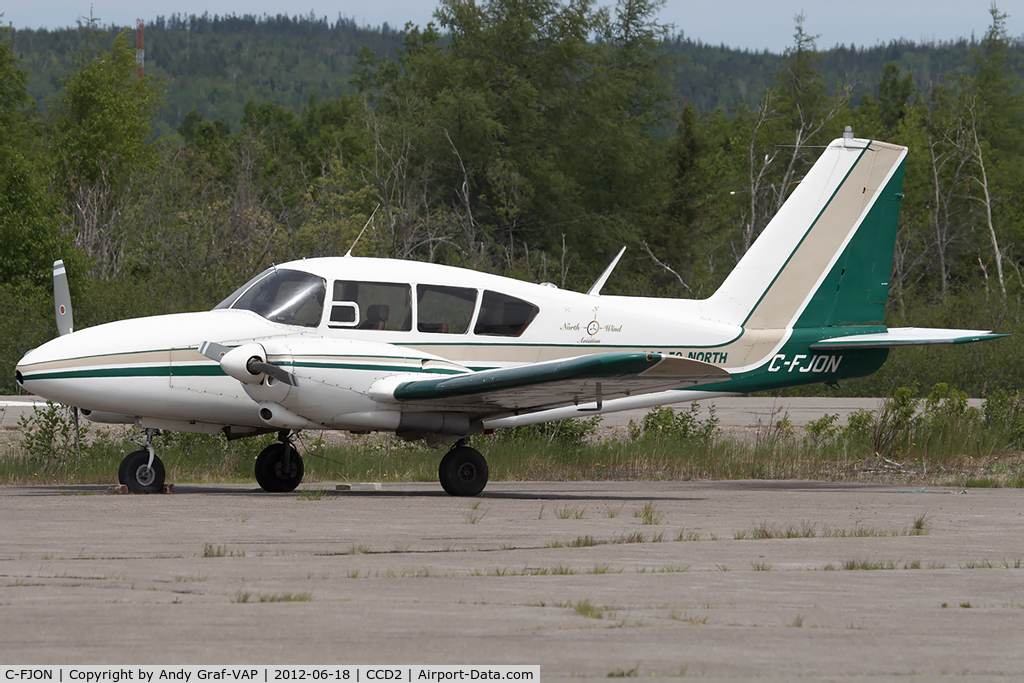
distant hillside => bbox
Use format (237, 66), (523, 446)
(6, 13), (1020, 134)
(665, 35), (987, 112)
(7, 13), (408, 135)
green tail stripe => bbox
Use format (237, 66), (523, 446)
(797, 158), (906, 329)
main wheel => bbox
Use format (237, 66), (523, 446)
(255, 443), (303, 492)
(438, 446), (488, 497)
(122, 450), (165, 494)
(117, 452), (134, 485)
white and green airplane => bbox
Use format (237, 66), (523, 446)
(15, 135), (1003, 495)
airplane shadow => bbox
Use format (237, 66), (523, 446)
(8, 479), (905, 501)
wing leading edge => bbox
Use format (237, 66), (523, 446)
(386, 352), (730, 417)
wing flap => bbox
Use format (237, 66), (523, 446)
(810, 327), (1007, 350)
(388, 352), (729, 416)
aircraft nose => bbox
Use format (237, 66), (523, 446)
(14, 332), (93, 406)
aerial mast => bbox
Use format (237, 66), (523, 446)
(135, 19), (144, 82)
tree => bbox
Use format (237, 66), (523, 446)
(738, 14), (853, 255)
(0, 25), (74, 288)
(354, 0), (673, 279)
(49, 26), (164, 278)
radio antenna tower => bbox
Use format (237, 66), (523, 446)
(135, 19), (145, 82)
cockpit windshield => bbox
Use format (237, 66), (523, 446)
(214, 268), (326, 328)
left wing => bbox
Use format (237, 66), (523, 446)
(375, 352), (730, 417)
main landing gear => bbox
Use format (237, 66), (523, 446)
(254, 431), (304, 493)
(438, 441), (488, 497)
(118, 429), (166, 494)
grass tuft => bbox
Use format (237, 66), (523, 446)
(203, 543), (244, 558)
(615, 531), (645, 544)
(636, 502), (662, 525)
(555, 505), (587, 519)
(571, 535), (598, 548)
(258, 592), (312, 602)
(843, 559), (898, 570)
(606, 666), (638, 678)
(571, 599), (602, 619)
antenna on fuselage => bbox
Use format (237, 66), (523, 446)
(586, 246), (626, 296)
(344, 204), (381, 257)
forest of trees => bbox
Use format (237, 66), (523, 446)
(1, 0), (1022, 397)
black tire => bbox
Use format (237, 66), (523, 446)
(438, 446), (488, 497)
(255, 443), (303, 492)
(123, 450), (165, 494)
(438, 452), (457, 496)
(118, 450), (140, 485)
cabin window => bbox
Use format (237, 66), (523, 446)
(225, 269), (325, 328)
(416, 285), (477, 334)
(474, 291), (540, 337)
(332, 281), (412, 331)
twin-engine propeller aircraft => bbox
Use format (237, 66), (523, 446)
(16, 136), (1004, 495)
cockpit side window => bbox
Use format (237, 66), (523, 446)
(416, 285), (477, 334)
(332, 281), (412, 331)
(228, 269), (326, 328)
(474, 291), (540, 337)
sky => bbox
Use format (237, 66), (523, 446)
(3, 1), (1022, 53)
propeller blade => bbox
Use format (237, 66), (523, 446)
(247, 359), (298, 387)
(198, 341), (231, 361)
(53, 260), (74, 336)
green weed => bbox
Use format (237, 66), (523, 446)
(258, 592), (312, 602)
(203, 543), (244, 558)
(636, 501), (662, 525)
(571, 599), (602, 619)
(555, 505), (586, 519)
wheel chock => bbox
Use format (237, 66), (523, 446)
(106, 483), (175, 494)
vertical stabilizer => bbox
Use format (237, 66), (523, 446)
(704, 138), (907, 331)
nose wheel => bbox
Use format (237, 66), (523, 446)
(438, 445), (488, 496)
(118, 429), (165, 493)
(255, 439), (304, 492)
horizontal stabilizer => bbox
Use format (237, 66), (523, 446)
(811, 327), (1007, 350)
(388, 352), (730, 416)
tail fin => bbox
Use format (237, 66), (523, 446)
(705, 138), (907, 331)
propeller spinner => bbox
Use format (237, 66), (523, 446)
(199, 341), (298, 387)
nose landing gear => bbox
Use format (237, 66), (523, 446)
(118, 429), (166, 493)
(438, 441), (488, 496)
